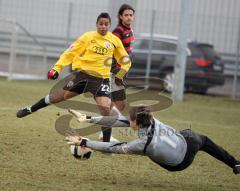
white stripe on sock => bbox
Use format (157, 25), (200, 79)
(45, 95), (50, 104)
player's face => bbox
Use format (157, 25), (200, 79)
(120, 9), (134, 27)
(96, 18), (111, 36)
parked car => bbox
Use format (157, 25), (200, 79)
(128, 34), (225, 94)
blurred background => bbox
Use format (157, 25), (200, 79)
(1, 2), (240, 190)
(0, 0), (239, 98)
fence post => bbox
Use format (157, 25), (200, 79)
(172, 0), (192, 101)
(66, 1), (73, 47)
(145, 9), (156, 85)
(8, 21), (18, 81)
(231, 17), (240, 99)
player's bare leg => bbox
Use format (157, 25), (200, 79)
(95, 96), (114, 142)
(111, 100), (126, 112)
(97, 99), (124, 142)
(95, 96), (111, 117)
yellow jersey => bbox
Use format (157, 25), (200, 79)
(53, 31), (131, 79)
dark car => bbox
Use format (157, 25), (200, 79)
(128, 34), (225, 94)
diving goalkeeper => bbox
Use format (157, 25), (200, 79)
(66, 106), (240, 174)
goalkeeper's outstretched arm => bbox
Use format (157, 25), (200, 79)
(68, 109), (130, 127)
(66, 135), (147, 155)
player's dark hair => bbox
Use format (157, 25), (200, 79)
(118, 4), (135, 24)
(129, 106), (153, 128)
(96, 12), (111, 23)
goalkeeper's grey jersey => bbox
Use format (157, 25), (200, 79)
(86, 118), (187, 166)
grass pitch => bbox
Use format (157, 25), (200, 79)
(0, 78), (239, 191)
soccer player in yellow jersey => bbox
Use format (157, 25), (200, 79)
(100, 4), (135, 142)
(16, 13), (131, 121)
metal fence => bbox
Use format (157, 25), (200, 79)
(1, 0), (239, 54)
(0, 18), (47, 80)
(0, 0), (239, 97)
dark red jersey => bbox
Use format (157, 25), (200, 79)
(112, 23), (135, 54)
(112, 23), (135, 73)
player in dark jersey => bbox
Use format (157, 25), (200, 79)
(101, 4), (135, 142)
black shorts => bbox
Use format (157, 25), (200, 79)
(110, 75), (126, 101)
(111, 89), (126, 102)
(63, 71), (111, 98)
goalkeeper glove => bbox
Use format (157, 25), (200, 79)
(68, 109), (91, 123)
(65, 135), (88, 146)
(47, 69), (59, 79)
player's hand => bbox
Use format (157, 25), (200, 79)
(68, 108), (91, 123)
(65, 133), (88, 146)
(65, 135), (82, 145)
(115, 77), (125, 86)
(47, 69), (59, 80)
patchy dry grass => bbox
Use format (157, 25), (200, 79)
(0, 78), (239, 191)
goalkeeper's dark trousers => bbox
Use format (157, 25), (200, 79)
(101, 126), (112, 142)
(158, 129), (238, 171)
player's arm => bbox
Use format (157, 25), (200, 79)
(113, 37), (132, 79)
(66, 136), (147, 155)
(50, 33), (89, 75)
(68, 109), (130, 127)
